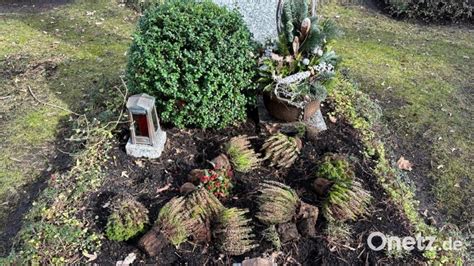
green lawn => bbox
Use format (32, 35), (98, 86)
(0, 0), (137, 225)
(321, 4), (473, 225)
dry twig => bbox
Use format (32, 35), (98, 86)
(27, 85), (81, 116)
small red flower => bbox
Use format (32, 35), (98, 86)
(200, 175), (209, 183)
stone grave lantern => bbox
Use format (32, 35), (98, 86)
(126, 93), (166, 159)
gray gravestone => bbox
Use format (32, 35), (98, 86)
(212, 0), (278, 43)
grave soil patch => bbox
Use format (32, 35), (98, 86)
(89, 109), (422, 264)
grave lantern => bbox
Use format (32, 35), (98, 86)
(126, 93), (166, 159)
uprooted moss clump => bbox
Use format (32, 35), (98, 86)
(256, 180), (300, 224)
(316, 153), (354, 182)
(156, 188), (224, 247)
(262, 133), (302, 168)
(215, 207), (257, 255)
(225, 135), (261, 173)
(186, 187), (224, 223)
(317, 154), (371, 221)
(105, 195), (149, 241)
(156, 196), (190, 247)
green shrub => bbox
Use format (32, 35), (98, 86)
(105, 196), (149, 241)
(383, 0), (473, 22)
(126, 0), (257, 128)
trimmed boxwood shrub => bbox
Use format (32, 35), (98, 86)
(383, 0), (473, 22)
(126, 0), (257, 128)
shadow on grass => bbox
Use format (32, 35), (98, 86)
(0, 116), (73, 256)
(0, 1), (136, 255)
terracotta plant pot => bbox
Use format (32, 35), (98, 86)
(263, 92), (320, 122)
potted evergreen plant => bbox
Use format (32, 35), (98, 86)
(258, 0), (341, 122)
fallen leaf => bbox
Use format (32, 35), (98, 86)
(135, 160), (144, 168)
(397, 156), (413, 171)
(328, 115), (337, 123)
(83, 251), (97, 262)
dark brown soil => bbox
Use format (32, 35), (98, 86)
(88, 108), (424, 265)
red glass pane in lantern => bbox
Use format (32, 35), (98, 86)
(133, 114), (149, 137)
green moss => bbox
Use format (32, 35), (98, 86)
(317, 154), (371, 222)
(316, 154), (354, 182)
(105, 197), (149, 242)
(225, 135), (261, 173)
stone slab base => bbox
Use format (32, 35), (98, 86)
(126, 130), (166, 159)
